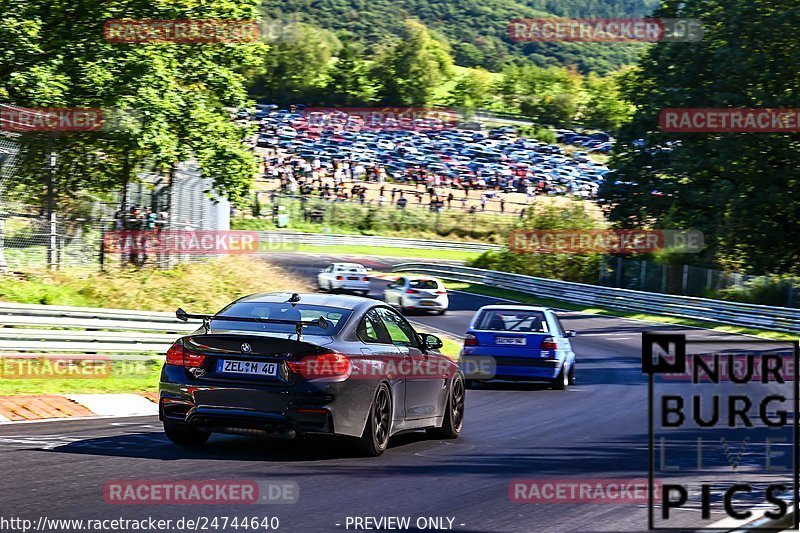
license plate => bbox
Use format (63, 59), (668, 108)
(496, 337), (526, 345)
(348, 276), (359, 280)
(217, 359), (278, 376)
(420, 301), (436, 306)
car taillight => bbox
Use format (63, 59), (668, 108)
(336, 275), (345, 280)
(165, 342), (206, 368)
(436, 290), (446, 294)
(406, 289), (419, 294)
(287, 351), (351, 379)
(166, 343), (183, 365)
(541, 337), (557, 354)
(362, 277), (369, 281)
(464, 333), (478, 346)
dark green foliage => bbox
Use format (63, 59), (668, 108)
(261, 0), (660, 74)
(600, 0), (800, 275)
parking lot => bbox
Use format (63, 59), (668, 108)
(246, 107), (613, 211)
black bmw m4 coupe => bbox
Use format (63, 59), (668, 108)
(159, 292), (465, 456)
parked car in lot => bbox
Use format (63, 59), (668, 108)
(317, 263), (370, 295)
(277, 126), (298, 138)
(460, 305), (576, 389)
(160, 293), (464, 455)
(384, 276), (449, 315)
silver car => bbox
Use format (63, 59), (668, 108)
(384, 276), (449, 315)
(317, 263), (371, 295)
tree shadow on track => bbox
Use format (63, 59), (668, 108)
(44, 431), (653, 479)
(40, 430), (439, 463)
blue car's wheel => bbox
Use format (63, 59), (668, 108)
(551, 364), (569, 390)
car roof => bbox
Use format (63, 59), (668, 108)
(233, 292), (371, 311)
(399, 275), (443, 282)
(332, 262), (365, 268)
(477, 304), (552, 313)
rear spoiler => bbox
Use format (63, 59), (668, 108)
(176, 308), (330, 342)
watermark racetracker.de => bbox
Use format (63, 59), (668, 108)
(508, 18), (703, 43)
(103, 19), (260, 44)
(0, 105), (143, 133)
(104, 480), (298, 505)
(0, 355), (155, 379)
(509, 478), (656, 503)
(103, 230), (306, 255)
(660, 108), (800, 133)
(301, 107), (459, 132)
(509, 229), (705, 255)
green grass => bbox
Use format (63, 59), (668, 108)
(0, 359), (162, 395)
(0, 256), (310, 311)
(446, 282), (799, 341)
(293, 244), (480, 261)
(0, 256), (312, 396)
(438, 337), (462, 360)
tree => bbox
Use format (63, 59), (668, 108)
(448, 68), (493, 110)
(520, 92), (579, 126)
(600, 0), (800, 274)
(580, 71), (633, 132)
(249, 21), (339, 104)
(323, 40), (377, 106)
(0, 0), (268, 269)
(372, 20), (454, 106)
(497, 64), (583, 125)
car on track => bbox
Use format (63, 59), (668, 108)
(384, 276), (449, 315)
(159, 293), (465, 456)
(460, 305), (576, 389)
(317, 263), (371, 295)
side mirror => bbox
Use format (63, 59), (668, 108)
(566, 330), (577, 337)
(421, 333), (444, 351)
(318, 269), (325, 273)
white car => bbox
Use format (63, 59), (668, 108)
(317, 263), (370, 295)
(384, 276), (448, 315)
(277, 126), (298, 138)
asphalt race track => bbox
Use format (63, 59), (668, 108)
(0, 252), (790, 532)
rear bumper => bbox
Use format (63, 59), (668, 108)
(331, 281), (370, 291)
(492, 361), (561, 381)
(402, 297), (449, 310)
(159, 365), (374, 438)
(461, 353), (561, 381)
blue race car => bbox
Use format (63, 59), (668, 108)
(460, 305), (577, 389)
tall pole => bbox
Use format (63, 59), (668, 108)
(46, 135), (56, 270)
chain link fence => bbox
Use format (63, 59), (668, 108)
(600, 257), (800, 308)
(0, 131), (230, 272)
(245, 193), (523, 243)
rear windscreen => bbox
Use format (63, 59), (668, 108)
(212, 302), (352, 335)
(409, 279), (439, 290)
(475, 310), (549, 333)
(337, 265), (366, 273)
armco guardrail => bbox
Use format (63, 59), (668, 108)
(259, 231), (502, 253)
(392, 263), (800, 334)
(0, 302), (200, 356)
